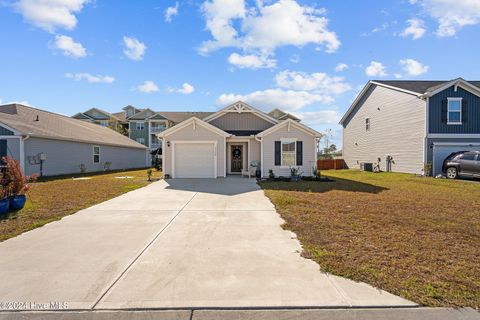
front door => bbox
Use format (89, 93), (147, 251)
(231, 145), (243, 173)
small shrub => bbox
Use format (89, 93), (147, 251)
(289, 167), (303, 177)
(104, 161), (112, 171)
(147, 168), (153, 181)
(423, 162), (432, 177)
(268, 169), (275, 179)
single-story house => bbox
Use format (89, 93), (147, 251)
(0, 103), (149, 176)
(158, 101), (322, 178)
(340, 78), (480, 176)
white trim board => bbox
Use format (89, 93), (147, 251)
(423, 78), (480, 98)
(158, 117), (231, 138)
(257, 119), (322, 138)
(203, 101), (279, 125)
(427, 134), (480, 138)
(339, 81), (424, 125)
(433, 142), (480, 146)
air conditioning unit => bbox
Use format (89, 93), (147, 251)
(360, 162), (373, 172)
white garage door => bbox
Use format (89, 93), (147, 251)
(433, 144), (480, 176)
(174, 143), (216, 178)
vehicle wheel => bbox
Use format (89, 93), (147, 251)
(446, 167), (458, 179)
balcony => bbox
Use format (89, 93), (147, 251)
(150, 126), (166, 133)
(150, 143), (161, 149)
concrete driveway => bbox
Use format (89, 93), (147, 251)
(0, 177), (415, 310)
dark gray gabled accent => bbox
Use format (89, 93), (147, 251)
(429, 86), (480, 134)
(296, 141), (303, 166)
(274, 141), (281, 166)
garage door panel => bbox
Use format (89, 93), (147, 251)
(433, 145), (480, 176)
(174, 143), (215, 178)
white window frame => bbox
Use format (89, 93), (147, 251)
(135, 121), (145, 130)
(280, 138), (297, 167)
(136, 137), (145, 145)
(365, 117), (370, 131)
(99, 120), (109, 127)
(447, 97), (462, 125)
(93, 145), (100, 163)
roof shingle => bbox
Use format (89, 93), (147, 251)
(0, 104), (146, 149)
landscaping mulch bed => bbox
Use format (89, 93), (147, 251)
(259, 170), (480, 308)
(0, 169), (161, 242)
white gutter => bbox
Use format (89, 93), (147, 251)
(20, 135), (30, 173)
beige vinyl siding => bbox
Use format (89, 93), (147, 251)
(249, 138), (260, 164)
(209, 113), (274, 131)
(162, 122), (226, 178)
(262, 126), (316, 177)
(342, 84), (426, 174)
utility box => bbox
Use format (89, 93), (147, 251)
(360, 162), (373, 172)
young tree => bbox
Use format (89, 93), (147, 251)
(107, 117), (128, 136)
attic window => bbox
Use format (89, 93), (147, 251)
(365, 118), (370, 131)
(447, 98), (462, 125)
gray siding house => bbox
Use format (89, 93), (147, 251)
(0, 103), (148, 176)
(340, 78), (480, 176)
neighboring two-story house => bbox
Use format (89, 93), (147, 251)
(340, 78), (480, 176)
(73, 106), (213, 152)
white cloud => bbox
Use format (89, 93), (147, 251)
(412, 0), (480, 37)
(228, 52), (276, 69)
(400, 58), (429, 76)
(123, 36), (147, 61)
(292, 110), (341, 126)
(365, 61), (387, 77)
(401, 18), (426, 39)
(137, 81), (159, 93)
(177, 83), (195, 95)
(200, 0), (340, 61)
(51, 35), (86, 58)
(217, 88), (332, 112)
(65, 72), (114, 83)
(394, 73), (403, 79)
(14, 0), (89, 32)
(199, 0), (245, 54)
(168, 83), (195, 95)
(275, 70), (351, 95)
(335, 63), (348, 72)
(289, 54), (300, 64)
(165, 2), (179, 22)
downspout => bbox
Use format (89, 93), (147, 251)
(255, 135), (263, 178)
(20, 135), (30, 173)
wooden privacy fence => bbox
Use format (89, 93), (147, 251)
(317, 159), (345, 170)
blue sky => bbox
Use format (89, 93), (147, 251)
(1, 0), (479, 147)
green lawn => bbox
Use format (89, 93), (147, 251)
(260, 170), (480, 308)
(0, 169), (161, 242)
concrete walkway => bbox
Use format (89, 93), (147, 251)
(0, 177), (415, 310)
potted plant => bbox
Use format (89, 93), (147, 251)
(2, 157), (37, 211)
(289, 166), (303, 182)
(0, 188), (9, 215)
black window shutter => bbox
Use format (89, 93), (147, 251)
(274, 141), (281, 166)
(0, 140), (6, 158)
(441, 99), (448, 123)
(462, 99), (468, 123)
(296, 141), (303, 166)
